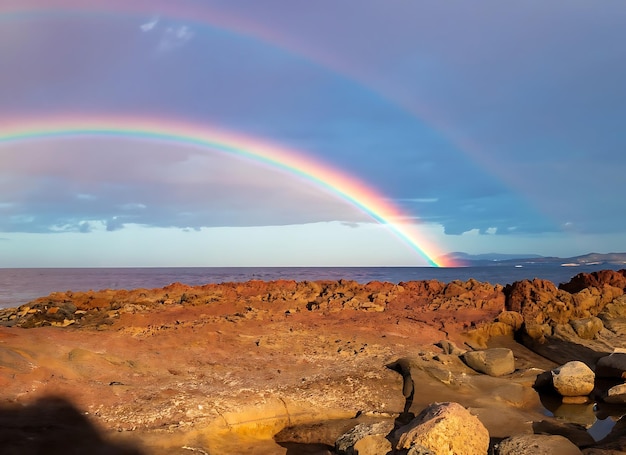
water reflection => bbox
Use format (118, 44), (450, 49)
(539, 392), (626, 442)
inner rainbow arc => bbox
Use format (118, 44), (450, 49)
(0, 117), (453, 267)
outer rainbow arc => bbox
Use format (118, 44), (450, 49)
(0, 117), (452, 267)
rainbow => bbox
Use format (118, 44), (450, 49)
(0, 2), (496, 186)
(0, 116), (453, 267)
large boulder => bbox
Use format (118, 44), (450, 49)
(394, 402), (489, 455)
(496, 434), (582, 454)
(552, 361), (595, 397)
(462, 348), (515, 376)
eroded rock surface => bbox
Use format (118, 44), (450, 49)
(1, 273), (626, 453)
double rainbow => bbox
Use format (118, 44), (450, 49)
(0, 117), (452, 267)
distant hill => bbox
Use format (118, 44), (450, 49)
(439, 252), (626, 267)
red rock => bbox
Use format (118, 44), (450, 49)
(559, 269), (626, 294)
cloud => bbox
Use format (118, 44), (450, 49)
(78, 222), (92, 233)
(157, 25), (194, 53)
(138, 16), (194, 53)
(0, 135), (564, 238)
(140, 17), (159, 32)
(106, 217), (125, 232)
(2, 3), (623, 246)
(0, 139), (369, 234)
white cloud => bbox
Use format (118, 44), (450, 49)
(139, 16), (193, 53)
(120, 203), (147, 210)
(157, 25), (195, 53)
(140, 17), (159, 32)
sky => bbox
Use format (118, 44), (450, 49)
(1, 0), (625, 267)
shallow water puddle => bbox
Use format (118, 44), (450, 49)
(540, 392), (626, 442)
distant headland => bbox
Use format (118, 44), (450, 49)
(440, 252), (626, 267)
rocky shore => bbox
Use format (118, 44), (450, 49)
(1, 270), (626, 454)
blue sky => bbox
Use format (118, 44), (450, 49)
(1, 1), (625, 267)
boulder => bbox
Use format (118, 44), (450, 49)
(485, 321), (516, 337)
(462, 348), (515, 376)
(394, 402), (489, 455)
(570, 317), (604, 340)
(496, 434), (582, 454)
(496, 310), (524, 331)
(552, 361), (595, 397)
(534, 370), (554, 391)
(596, 352), (626, 379)
(532, 419), (595, 447)
(335, 420), (394, 455)
(525, 323), (552, 341)
(603, 383), (626, 404)
(351, 435), (392, 455)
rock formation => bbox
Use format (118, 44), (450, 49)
(0, 271), (625, 453)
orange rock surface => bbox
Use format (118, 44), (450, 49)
(4, 273), (626, 453)
(0, 279), (504, 454)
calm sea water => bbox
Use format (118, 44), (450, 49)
(0, 264), (623, 309)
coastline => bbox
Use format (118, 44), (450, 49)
(1, 271), (626, 453)
(1, 263), (623, 309)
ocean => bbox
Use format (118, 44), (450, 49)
(0, 264), (623, 309)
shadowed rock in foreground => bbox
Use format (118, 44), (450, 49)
(0, 271), (625, 453)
